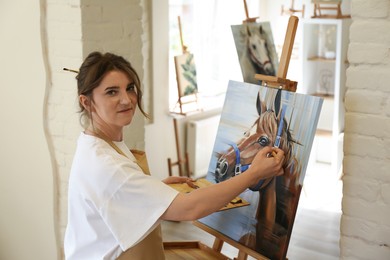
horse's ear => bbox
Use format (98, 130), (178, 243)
(259, 25), (263, 35)
(246, 25), (252, 37)
(240, 25), (251, 37)
(256, 92), (266, 115)
(274, 89), (282, 117)
(256, 93), (261, 115)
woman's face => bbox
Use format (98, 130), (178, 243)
(88, 70), (138, 131)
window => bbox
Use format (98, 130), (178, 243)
(168, 0), (260, 110)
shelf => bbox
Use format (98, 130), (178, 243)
(312, 93), (334, 99)
(307, 56), (336, 62)
(316, 129), (332, 137)
(301, 18), (351, 174)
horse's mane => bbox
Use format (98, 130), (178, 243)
(256, 110), (298, 174)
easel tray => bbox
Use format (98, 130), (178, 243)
(168, 178), (250, 211)
(164, 241), (230, 260)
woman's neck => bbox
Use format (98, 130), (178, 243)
(85, 125), (123, 142)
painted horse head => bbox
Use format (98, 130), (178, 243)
(215, 90), (297, 190)
(214, 89), (301, 258)
(244, 25), (275, 76)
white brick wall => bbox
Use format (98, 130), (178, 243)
(42, 0), (148, 257)
(42, 1), (83, 256)
(341, 0), (390, 259)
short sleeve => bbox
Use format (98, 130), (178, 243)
(99, 164), (179, 251)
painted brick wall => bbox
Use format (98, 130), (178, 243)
(42, 0), (148, 257)
(43, 1), (83, 255)
(341, 0), (390, 259)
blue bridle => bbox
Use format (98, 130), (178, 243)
(216, 103), (287, 191)
(230, 142), (250, 175)
(229, 142), (266, 191)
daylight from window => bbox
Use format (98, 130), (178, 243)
(168, 0), (260, 110)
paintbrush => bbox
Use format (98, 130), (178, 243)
(63, 67), (79, 73)
(272, 104), (287, 158)
(186, 179), (199, 189)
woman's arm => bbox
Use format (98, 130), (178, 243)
(161, 146), (284, 221)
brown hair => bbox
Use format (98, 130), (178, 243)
(76, 52), (148, 127)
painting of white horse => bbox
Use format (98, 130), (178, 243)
(232, 22), (279, 85)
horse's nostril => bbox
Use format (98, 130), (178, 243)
(221, 163), (228, 174)
(265, 62), (273, 70)
(216, 158), (228, 177)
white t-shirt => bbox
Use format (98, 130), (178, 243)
(64, 133), (179, 260)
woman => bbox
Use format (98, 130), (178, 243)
(64, 52), (284, 259)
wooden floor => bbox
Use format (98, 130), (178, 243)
(162, 159), (342, 260)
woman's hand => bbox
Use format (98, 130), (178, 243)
(161, 148), (284, 222)
(246, 147), (285, 186)
(162, 176), (195, 185)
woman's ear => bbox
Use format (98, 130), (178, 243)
(79, 95), (91, 112)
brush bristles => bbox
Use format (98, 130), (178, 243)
(63, 67), (79, 74)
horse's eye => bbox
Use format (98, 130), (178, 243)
(258, 136), (270, 146)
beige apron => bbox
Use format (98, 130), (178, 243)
(97, 141), (165, 260)
(95, 131), (166, 259)
(95, 131), (165, 260)
(116, 149), (166, 259)
(117, 225), (165, 260)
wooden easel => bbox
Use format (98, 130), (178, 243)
(178, 16), (188, 55)
(193, 221), (269, 260)
(312, 1), (351, 19)
(190, 16), (299, 260)
(172, 16), (201, 115)
(242, 0), (258, 23)
(281, 0), (305, 18)
(254, 16), (298, 92)
(167, 117), (191, 177)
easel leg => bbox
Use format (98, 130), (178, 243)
(167, 158), (173, 176)
(173, 118), (183, 176)
(184, 152), (191, 177)
(337, 3), (342, 18)
(212, 237), (224, 252)
(167, 118), (192, 177)
(236, 251), (248, 260)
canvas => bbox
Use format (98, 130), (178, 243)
(199, 80), (323, 260)
(174, 52), (198, 98)
(231, 22), (279, 85)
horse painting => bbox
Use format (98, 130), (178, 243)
(214, 89), (301, 259)
(232, 22), (278, 85)
(199, 81), (322, 259)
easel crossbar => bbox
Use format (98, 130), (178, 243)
(193, 221), (270, 260)
(254, 75), (298, 92)
(255, 16), (299, 93)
